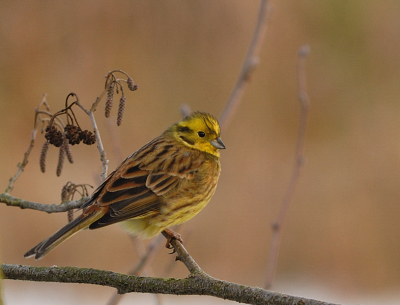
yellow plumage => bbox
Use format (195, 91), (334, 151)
(24, 111), (225, 260)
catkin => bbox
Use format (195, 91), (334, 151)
(117, 96), (126, 126)
(56, 142), (66, 176)
(65, 142), (73, 163)
(105, 83), (115, 118)
(39, 141), (49, 173)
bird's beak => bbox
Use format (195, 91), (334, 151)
(211, 137), (226, 149)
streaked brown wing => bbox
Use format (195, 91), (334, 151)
(88, 159), (161, 229)
(87, 136), (206, 229)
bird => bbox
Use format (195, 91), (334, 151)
(24, 111), (225, 260)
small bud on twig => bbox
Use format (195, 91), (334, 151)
(127, 78), (138, 91)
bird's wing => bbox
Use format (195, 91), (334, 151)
(87, 137), (205, 228)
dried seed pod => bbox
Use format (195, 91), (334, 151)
(105, 83), (115, 118)
(44, 126), (56, 140)
(39, 141), (49, 173)
(65, 142), (73, 164)
(45, 125), (64, 147)
(56, 143), (66, 177)
(65, 124), (82, 145)
(80, 130), (96, 145)
(127, 78), (138, 91)
(117, 96), (126, 126)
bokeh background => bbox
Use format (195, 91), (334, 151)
(1, 1), (400, 304)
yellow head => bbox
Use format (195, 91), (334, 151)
(168, 111), (226, 157)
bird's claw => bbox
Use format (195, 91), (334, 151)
(163, 229), (183, 254)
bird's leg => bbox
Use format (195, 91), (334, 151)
(162, 228), (183, 253)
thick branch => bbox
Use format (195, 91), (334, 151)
(1, 264), (338, 305)
(0, 193), (86, 213)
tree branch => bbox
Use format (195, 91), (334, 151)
(0, 192), (86, 213)
(1, 264), (338, 305)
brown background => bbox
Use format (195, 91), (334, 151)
(1, 1), (400, 304)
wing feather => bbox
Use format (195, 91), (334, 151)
(86, 135), (207, 229)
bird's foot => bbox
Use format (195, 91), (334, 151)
(162, 228), (183, 254)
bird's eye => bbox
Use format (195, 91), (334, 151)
(198, 131), (205, 138)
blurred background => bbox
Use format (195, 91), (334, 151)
(1, 1), (400, 304)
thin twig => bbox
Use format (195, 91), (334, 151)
(264, 44), (311, 289)
(163, 228), (191, 276)
(88, 111), (108, 180)
(0, 193), (87, 213)
(5, 129), (37, 193)
(162, 231), (204, 275)
(5, 94), (48, 193)
(219, 0), (270, 131)
(71, 95), (109, 181)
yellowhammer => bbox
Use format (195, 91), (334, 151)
(24, 111), (225, 260)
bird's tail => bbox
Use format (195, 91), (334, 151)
(24, 208), (105, 260)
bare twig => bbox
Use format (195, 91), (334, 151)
(66, 93), (110, 181)
(1, 263), (339, 305)
(88, 110), (109, 180)
(0, 193), (87, 213)
(264, 45), (310, 289)
(49, 71), (135, 183)
(162, 231), (203, 275)
(219, 0), (270, 131)
(5, 129), (37, 194)
(5, 94), (49, 193)
(81, 70), (136, 180)
(163, 228), (192, 276)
